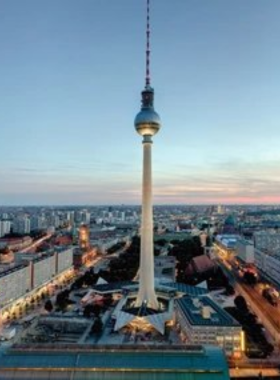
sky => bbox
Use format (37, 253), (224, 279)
(1, 0), (280, 206)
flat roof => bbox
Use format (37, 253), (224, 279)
(0, 263), (29, 278)
(164, 282), (208, 296)
(176, 296), (240, 327)
(91, 281), (208, 297)
(0, 345), (229, 379)
(92, 281), (134, 294)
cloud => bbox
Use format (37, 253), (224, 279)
(153, 158), (280, 204)
(0, 157), (279, 205)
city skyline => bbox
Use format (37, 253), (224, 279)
(1, 0), (280, 205)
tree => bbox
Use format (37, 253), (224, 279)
(103, 295), (113, 307)
(44, 300), (53, 312)
(83, 304), (94, 318)
(156, 239), (167, 247)
(224, 284), (235, 296)
(55, 290), (70, 311)
(91, 317), (103, 335)
(92, 304), (102, 317)
(41, 292), (46, 300)
(243, 271), (257, 286)
(234, 295), (248, 313)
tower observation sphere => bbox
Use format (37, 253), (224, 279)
(134, 85), (161, 137)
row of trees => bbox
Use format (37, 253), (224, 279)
(225, 296), (274, 358)
(108, 236), (141, 281)
(107, 241), (126, 255)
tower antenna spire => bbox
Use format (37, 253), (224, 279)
(145, 0), (151, 87)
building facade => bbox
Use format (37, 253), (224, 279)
(32, 253), (56, 289)
(0, 221), (11, 238)
(13, 216), (31, 235)
(254, 248), (280, 287)
(0, 247), (74, 311)
(57, 247), (74, 274)
(254, 231), (280, 255)
(0, 264), (31, 307)
(236, 239), (254, 264)
(175, 296), (242, 356)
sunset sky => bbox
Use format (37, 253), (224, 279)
(1, 0), (280, 205)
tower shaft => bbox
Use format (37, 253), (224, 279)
(136, 136), (159, 309)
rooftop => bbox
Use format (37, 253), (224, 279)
(0, 344), (230, 380)
(176, 296), (240, 327)
(0, 262), (29, 278)
(91, 280), (209, 297)
(164, 282), (208, 296)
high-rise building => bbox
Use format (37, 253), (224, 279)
(13, 216), (31, 235)
(0, 220), (11, 237)
(81, 211), (91, 225)
(30, 215), (46, 231)
(66, 211), (75, 226)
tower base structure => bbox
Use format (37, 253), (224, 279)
(114, 285), (174, 335)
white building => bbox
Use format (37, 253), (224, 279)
(66, 211), (75, 225)
(236, 239), (254, 264)
(0, 247), (74, 318)
(81, 211), (91, 225)
(175, 296), (242, 356)
(13, 216), (31, 235)
(49, 215), (60, 229)
(57, 247), (73, 274)
(0, 221), (11, 238)
(254, 248), (280, 287)
(30, 215), (47, 231)
(0, 263), (31, 307)
(32, 253), (56, 289)
(16, 247), (74, 289)
(254, 231), (280, 255)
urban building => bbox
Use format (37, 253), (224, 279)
(254, 248), (280, 287)
(12, 216), (31, 235)
(154, 256), (176, 281)
(0, 345), (230, 380)
(236, 239), (254, 264)
(79, 224), (90, 251)
(0, 247), (74, 311)
(222, 215), (237, 234)
(214, 235), (238, 259)
(57, 247), (73, 274)
(30, 215), (47, 231)
(0, 263), (31, 307)
(254, 231), (280, 256)
(66, 211), (75, 226)
(73, 246), (96, 268)
(31, 252), (56, 289)
(0, 236), (33, 251)
(175, 296), (243, 356)
(0, 220), (11, 237)
(185, 255), (216, 277)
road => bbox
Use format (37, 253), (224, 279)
(214, 244), (280, 347)
(20, 233), (53, 253)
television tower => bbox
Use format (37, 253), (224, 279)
(135, 0), (161, 310)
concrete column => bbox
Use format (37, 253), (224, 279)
(136, 135), (158, 309)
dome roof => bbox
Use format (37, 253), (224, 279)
(224, 215), (236, 226)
